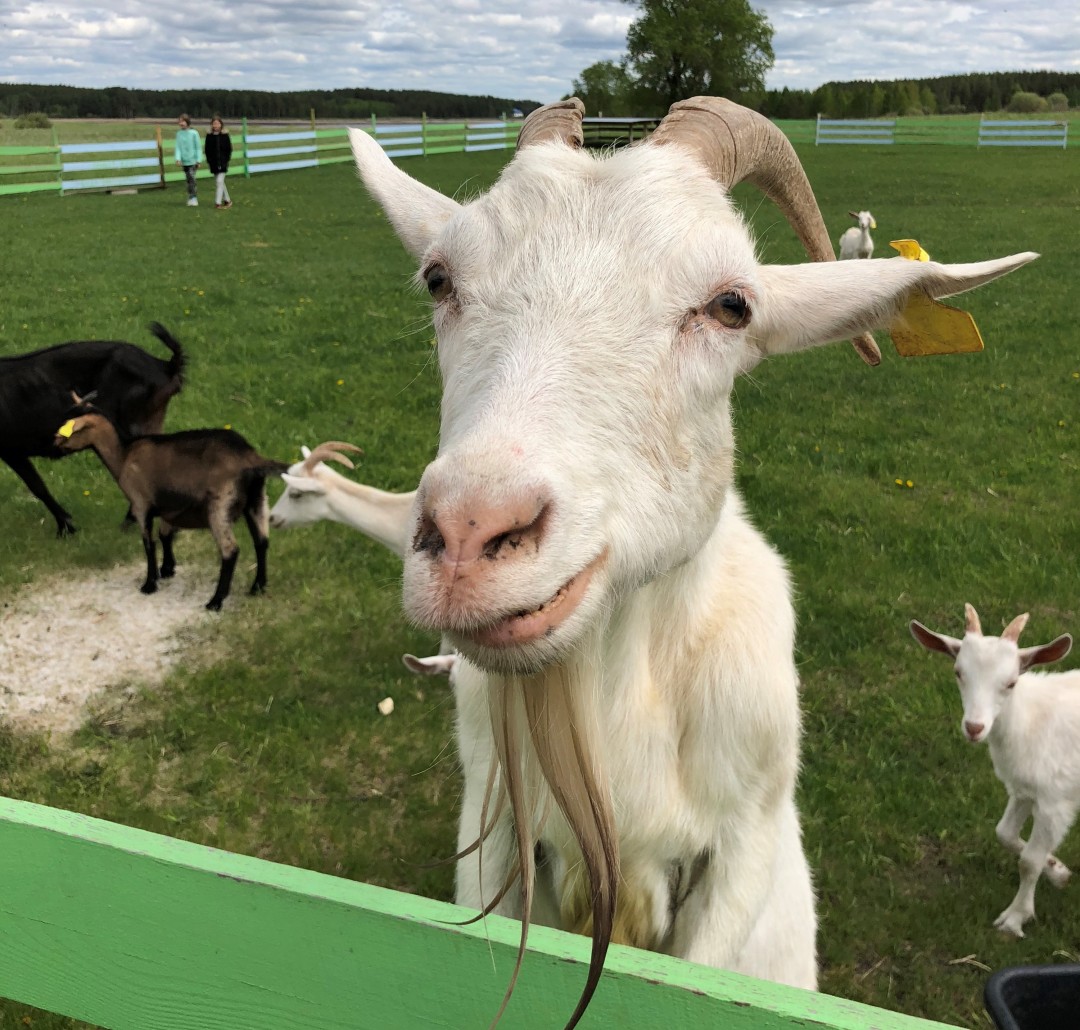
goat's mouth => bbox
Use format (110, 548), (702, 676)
(462, 551), (606, 651)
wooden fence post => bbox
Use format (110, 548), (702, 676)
(155, 125), (165, 189)
(243, 116), (250, 178)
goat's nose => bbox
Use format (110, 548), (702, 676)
(414, 489), (550, 565)
(964, 721), (985, 740)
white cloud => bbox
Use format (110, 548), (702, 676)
(0, 0), (1076, 103)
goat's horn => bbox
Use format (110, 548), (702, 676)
(964, 603), (982, 636)
(1001, 612), (1029, 643)
(648, 97), (880, 366)
(516, 98), (585, 151)
(302, 440), (364, 475)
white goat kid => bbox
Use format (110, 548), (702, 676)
(349, 96), (1035, 1023)
(910, 604), (1076, 937)
(269, 441), (415, 557)
(839, 209), (876, 259)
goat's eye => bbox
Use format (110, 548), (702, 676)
(288, 489), (304, 500)
(704, 291), (750, 329)
(954, 668), (962, 680)
(1006, 678), (1018, 690)
(424, 263), (453, 302)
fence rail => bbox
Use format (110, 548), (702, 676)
(1, 113), (1073, 198)
(978, 118), (1068, 148)
(0, 795), (957, 1029)
(816, 115), (896, 145)
(0, 116), (525, 198)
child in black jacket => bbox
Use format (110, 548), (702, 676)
(204, 116), (233, 209)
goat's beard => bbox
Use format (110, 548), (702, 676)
(476, 636), (620, 1030)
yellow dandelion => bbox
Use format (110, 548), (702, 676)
(814, 445), (820, 452)
(894, 478), (903, 486)
(83, 490), (90, 497)
(224, 423), (232, 430)
(197, 290), (205, 297)
(906, 480), (914, 488)
(1073, 372), (1079, 379)
(336, 378), (344, 386)
(1059, 420), (1066, 427)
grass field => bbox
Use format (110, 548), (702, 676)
(1, 137), (1078, 1029)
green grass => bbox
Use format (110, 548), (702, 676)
(1, 141), (1078, 1029)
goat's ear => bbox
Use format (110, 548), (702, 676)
(281, 472), (324, 495)
(751, 252), (1038, 358)
(300, 446), (312, 459)
(349, 128), (461, 260)
(402, 653), (458, 677)
(1019, 633), (1073, 672)
(910, 620), (963, 657)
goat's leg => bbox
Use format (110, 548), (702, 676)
(244, 486), (270, 595)
(668, 798), (814, 987)
(994, 801), (1076, 936)
(140, 516), (159, 594)
(3, 454), (76, 536)
(159, 522), (178, 579)
(995, 795), (1069, 886)
(206, 507), (239, 611)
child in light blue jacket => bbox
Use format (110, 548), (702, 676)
(174, 114), (201, 206)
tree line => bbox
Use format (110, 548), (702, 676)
(0, 84), (544, 122)
(570, 0), (1078, 118)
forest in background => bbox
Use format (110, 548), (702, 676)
(1, 70), (1078, 124)
(0, 84), (543, 121)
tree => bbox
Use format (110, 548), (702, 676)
(568, 60), (637, 116)
(624, 0), (774, 113)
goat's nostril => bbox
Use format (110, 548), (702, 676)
(964, 721), (985, 739)
(413, 511), (446, 556)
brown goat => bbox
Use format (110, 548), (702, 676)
(55, 405), (288, 610)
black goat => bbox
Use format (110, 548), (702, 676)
(0, 322), (185, 535)
(55, 403), (288, 611)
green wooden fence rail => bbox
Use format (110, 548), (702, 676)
(0, 795), (957, 1029)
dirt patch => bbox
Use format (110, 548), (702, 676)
(0, 562), (212, 736)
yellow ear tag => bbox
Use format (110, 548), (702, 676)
(57, 420), (76, 438)
(887, 239), (985, 357)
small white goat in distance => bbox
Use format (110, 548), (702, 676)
(911, 603), (1076, 937)
(269, 441), (415, 557)
(55, 397), (287, 610)
(838, 209), (876, 259)
(350, 93), (1035, 1025)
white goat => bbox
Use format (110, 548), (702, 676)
(269, 441), (415, 557)
(911, 604), (1076, 938)
(348, 96), (1035, 1023)
(838, 209), (875, 259)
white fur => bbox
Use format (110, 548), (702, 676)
(911, 605), (1077, 937)
(269, 445), (415, 557)
(348, 119), (1035, 988)
(839, 209), (875, 259)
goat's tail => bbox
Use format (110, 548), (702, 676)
(147, 322), (187, 385)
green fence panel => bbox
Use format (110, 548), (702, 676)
(0, 795), (958, 1030)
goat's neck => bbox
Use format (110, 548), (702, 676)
(322, 471), (414, 557)
(89, 427), (128, 482)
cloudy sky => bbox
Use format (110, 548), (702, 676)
(1, 0), (1077, 104)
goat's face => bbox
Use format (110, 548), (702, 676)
(352, 101), (1036, 674)
(54, 412), (106, 453)
(405, 146), (759, 671)
(269, 469), (329, 529)
(850, 210), (876, 232)
(911, 606), (1072, 743)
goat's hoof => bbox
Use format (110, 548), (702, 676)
(249, 581), (266, 596)
(160, 566), (176, 579)
(993, 910), (1028, 937)
(140, 582), (158, 595)
(205, 598), (224, 612)
(1046, 859), (1071, 889)
(56, 521), (77, 538)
